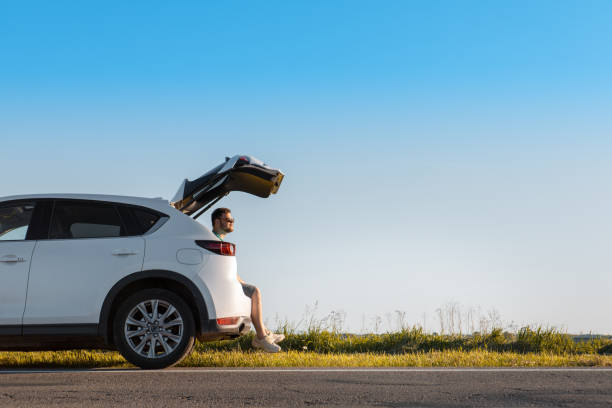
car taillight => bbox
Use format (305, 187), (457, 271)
(216, 317), (240, 325)
(196, 240), (236, 256)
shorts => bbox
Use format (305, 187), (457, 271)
(241, 283), (256, 298)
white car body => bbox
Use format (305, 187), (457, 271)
(1, 194), (249, 326)
(0, 194), (249, 335)
(0, 155), (284, 368)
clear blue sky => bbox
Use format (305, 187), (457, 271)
(2, 1), (611, 333)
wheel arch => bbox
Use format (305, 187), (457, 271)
(98, 270), (211, 346)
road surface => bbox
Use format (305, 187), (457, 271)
(1, 368), (611, 407)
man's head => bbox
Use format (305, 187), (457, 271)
(211, 207), (234, 236)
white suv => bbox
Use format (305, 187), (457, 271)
(0, 155), (284, 369)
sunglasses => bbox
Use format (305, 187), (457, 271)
(222, 218), (235, 223)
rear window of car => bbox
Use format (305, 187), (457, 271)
(133, 208), (161, 233)
(117, 206), (163, 236)
(49, 201), (125, 239)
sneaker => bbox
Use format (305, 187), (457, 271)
(252, 334), (281, 353)
(266, 330), (285, 344)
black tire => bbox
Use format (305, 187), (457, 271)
(113, 288), (195, 369)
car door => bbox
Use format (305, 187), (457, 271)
(0, 201), (38, 332)
(23, 200), (145, 328)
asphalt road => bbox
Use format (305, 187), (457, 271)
(0, 368), (611, 407)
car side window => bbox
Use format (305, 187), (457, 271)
(0, 202), (36, 241)
(49, 201), (125, 239)
(117, 206), (163, 236)
(133, 208), (161, 234)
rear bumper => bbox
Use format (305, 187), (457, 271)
(194, 254), (252, 320)
(198, 316), (252, 342)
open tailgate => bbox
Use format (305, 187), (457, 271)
(171, 155), (284, 217)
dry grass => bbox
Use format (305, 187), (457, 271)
(181, 350), (612, 368)
(1, 349), (611, 369)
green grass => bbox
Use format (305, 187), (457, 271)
(1, 327), (611, 369)
(197, 327), (612, 355)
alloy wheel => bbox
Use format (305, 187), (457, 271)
(124, 299), (184, 359)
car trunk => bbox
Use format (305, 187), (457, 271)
(170, 155), (284, 217)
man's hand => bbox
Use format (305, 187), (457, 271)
(237, 274), (246, 285)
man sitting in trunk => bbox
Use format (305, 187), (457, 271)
(211, 207), (284, 352)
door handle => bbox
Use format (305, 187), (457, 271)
(0, 255), (26, 263)
(112, 249), (139, 256)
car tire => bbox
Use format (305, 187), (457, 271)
(113, 288), (196, 369)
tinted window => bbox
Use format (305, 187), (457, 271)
(117, 206), (162, 235)
(133, 209), (161, 233)
(26, 200), (53, 240)
(0, 202), (35, 241)
(50, 201), (125, 239)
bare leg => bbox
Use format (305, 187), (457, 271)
(250, 287), (268, 339)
